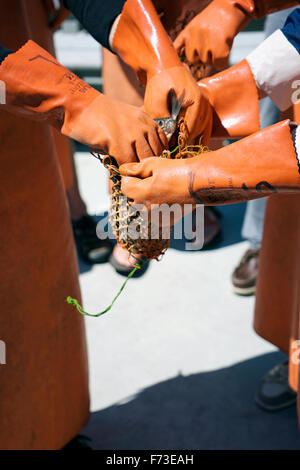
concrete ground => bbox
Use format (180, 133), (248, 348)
(73, 151), (300, 450)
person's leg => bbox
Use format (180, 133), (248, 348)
(231, 93), (281, 294)
(231, 3), (297, 295)
(231, 198), (266, 295)
(243, 98), (281, 244)
(230, 0), (289, 295)
(249, 6), (300, 410)
(253, 194), (300, 412)
(241, 198), (267, 251)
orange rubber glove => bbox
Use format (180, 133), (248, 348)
(174, 0), (298, 70)
(120, 120), (300, 210)
(111, 0), (212, 144)
(0, 40), (167, 164)
(198, 59), (260, 139)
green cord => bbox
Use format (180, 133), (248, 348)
(68, 149), (176, 318)
(169, 145), (180, 155)
(66, 261), (144, 317)
(105, 164), (122, 175)
(161, 145), (180, 158)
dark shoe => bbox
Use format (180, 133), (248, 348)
(231, 248), (259, 295)
(109, 244), (149, 277)
(62, 434), (93, 450)
(72, 215), (113, 264)
(255, 360), (297, 411)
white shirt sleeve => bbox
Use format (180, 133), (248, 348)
(109, 14), (121, 50)
(246, 29), (300, 111)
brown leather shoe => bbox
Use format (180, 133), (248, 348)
(231, 248), (259, 295)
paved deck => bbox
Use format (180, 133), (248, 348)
(73, 152), (300, 450)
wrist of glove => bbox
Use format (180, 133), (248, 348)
(198, 59), (260, 139)
(0, 40), (98, 127)
(0, 40), (167, 165)
(111, 0), (181, 83)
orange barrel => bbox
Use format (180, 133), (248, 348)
(0, 0), (89, 449)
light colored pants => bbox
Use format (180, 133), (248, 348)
(242, 97), (280, 248)
(242, 8), (296, 248)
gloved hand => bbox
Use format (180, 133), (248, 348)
(144, 66), (212, 145)
(120, 120), (300, 211)
(110, 0), (212, 143)
(0, 40), (167, 164)
(174, 0), (298, 70)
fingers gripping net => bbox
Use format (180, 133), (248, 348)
(67, 121), (209, 317)
(102, 157), (170, 262)
(96, 121), (208, 262)
(93, 120), (210, 263)
(162, 120), (209, 160)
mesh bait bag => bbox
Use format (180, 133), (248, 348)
(67, 121), (209, 317)
(104, 155), (170, 262)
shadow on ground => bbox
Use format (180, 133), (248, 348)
(214, 202), (247, 249)
(83, 352), (300, 450)
(170, 202), (246, 253)
(78, 202), (246, 272)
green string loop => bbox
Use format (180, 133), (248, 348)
(66, 261), (144, 317)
